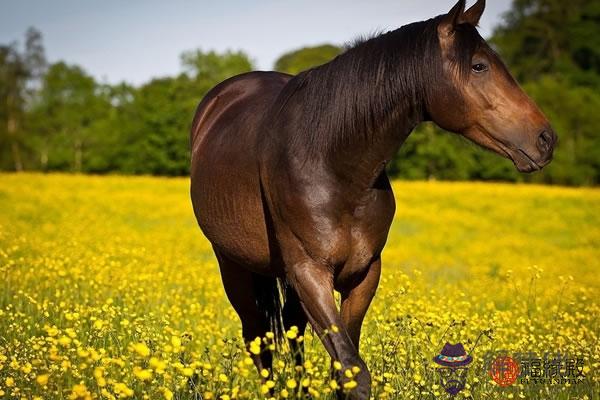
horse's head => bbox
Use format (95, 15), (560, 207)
(426, 0), (557, 172)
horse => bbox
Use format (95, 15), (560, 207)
(190, 0), (556, 398)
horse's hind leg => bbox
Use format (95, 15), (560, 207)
(282, 286), (308, 366)
(215, 251), (272, 372)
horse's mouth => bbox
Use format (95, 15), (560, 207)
(490, 137), (548, 173)
(468, 127), (547, 173)
(464, 125), (555, 174)
(486, 139), (542, 173)
(513, 149), (544, 173)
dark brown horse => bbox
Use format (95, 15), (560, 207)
(190, 1), (556, 398)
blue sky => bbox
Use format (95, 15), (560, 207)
(0, 0), (512, 86)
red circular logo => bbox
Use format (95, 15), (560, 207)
(488, 356), (520, 387)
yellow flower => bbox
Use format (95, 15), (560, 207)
(77, 348), (89, 358)
(113, 382), (134, 397)
(44, 325), (59, 337)
(163, 388), (174, 400)
(171, 336), (182, 349)
(260, 384), (270, 395)
(69, 383), (92, 400)
(132, 342), (150, 357)
(249, 341), (261, 355)
(36, 374), (49, 385)
(58, 336), (72, 347)
(150, 357), (167, 373)
(343, 380), (358, 390)
(21, 362), (33, 373)
(93, 319), (104, 330)
(133, 366), (153, 381)
(286, 378), (297, 389)
(286, 329), (297, 340)
(93, 367), (104, 379)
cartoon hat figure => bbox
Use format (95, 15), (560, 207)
(433, 342), (473, 396)
(433, 342), (473, 367)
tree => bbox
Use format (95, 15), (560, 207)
(523, 77), (600, 185)
(107, 75), (192, 175)
(29, 62), (109, 171)
(274, 44), (342, 75)
(181, 49), (253, 87)
(492, 0), (600, 87)
(0, 44), (28, 171)
(0, 28), (46, 171)
(24, 28), (47, 86)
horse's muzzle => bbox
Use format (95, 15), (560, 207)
(536, 128), (557, 165)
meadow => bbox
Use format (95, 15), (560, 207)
(0, 173), (598, 399)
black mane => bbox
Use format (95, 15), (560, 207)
(276, 16), (483, 155)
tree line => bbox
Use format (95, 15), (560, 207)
(1, 0), (598, 185)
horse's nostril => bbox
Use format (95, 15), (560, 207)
(537, 130), (553, 152)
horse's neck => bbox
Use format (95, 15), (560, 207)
(283, 25), (431, 188)
(326, 105), (423, 188)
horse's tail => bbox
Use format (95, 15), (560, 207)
(252, 273), (287, 344)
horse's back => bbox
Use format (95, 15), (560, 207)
(190, 71), (291, 271)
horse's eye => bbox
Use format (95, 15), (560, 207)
(472, 63), (488, 73)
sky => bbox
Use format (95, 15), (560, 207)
(0, 0), (512, 86)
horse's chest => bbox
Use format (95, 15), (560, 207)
(334, 189), (395, 289)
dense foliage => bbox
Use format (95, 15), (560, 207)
(0, 1), (598, 185)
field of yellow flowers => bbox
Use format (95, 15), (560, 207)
(0, 173), (598, 400)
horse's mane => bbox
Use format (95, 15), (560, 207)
(276, 16), (483, 155)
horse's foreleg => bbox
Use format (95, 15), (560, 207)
(287, 261), (371, 400)
(340, 257), (381, 350)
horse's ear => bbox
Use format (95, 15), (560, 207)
(459, 0), (486, 26)
(438, 0), (466, 38)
